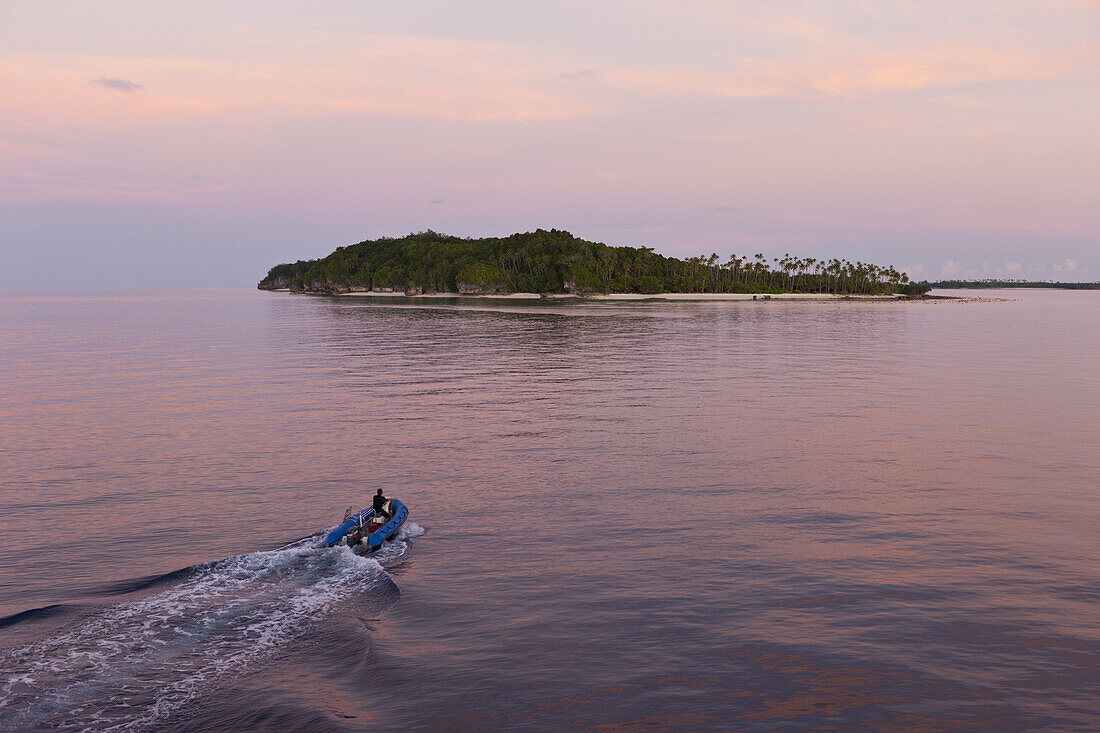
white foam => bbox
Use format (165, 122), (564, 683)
(398, 522), (426, 539)
(0, 528), (422, 732)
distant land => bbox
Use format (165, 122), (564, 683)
(259, 230), (930, 297)
(928, 280), (1100, 290)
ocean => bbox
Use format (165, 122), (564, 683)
(1, 288), (1097, 731)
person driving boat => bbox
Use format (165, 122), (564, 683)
(373, 489), (391, 520)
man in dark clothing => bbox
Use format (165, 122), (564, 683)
(373, 489), (391, 519)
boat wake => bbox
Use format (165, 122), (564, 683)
(0, 523), (424, 732)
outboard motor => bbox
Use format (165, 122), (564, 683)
(346, 526), (363, 547)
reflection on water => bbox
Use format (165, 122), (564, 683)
(0, 288), (1097, 731)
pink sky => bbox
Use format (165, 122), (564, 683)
(1, 0), (1097, 285)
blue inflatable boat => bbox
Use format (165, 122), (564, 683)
(323, 499), (408, 552)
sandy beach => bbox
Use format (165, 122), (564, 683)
(332, 290), (907, 301)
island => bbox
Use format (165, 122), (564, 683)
(259, 229), (931, 297)
(928, 280), (1099, 290)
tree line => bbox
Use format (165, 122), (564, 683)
(929, 280), (1098, 290)
(259, 229), (930, 296)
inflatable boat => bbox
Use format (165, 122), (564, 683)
(323, 499), (408, 552)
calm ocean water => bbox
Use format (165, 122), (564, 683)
(0, 288), (1097, 731)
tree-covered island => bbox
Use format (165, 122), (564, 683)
(259, 229), (930, 296)
(928, 280), (1099, 290)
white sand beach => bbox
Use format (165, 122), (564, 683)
(335, 290), (905, 301)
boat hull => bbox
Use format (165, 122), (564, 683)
(323, 499), (408, 551)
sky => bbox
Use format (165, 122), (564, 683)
(2, 0), (1098, 286)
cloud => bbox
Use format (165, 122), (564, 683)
(9, 36), (589, 124)
(426, 197), (445, 205)
(614, 44), (1080, 103)
(811, 48), (1073, 95)
(90, 77), (143, 92)
(933, 258), (1089, 280)
(902, 263), (926, 279)
(558, 69), (596, 81)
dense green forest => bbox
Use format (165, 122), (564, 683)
(259, 229), (929, 296)
(929, 280), (1099, 290)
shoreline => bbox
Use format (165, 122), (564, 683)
(267, 289), (917, 301)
